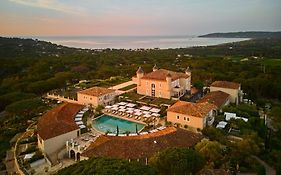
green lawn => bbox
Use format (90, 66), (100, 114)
(119, 84), (137, 91)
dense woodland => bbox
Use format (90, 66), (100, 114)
(0, 36), (281, 173)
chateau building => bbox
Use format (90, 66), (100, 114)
(132, 65), (191, 99)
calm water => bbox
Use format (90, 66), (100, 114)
(32, 36), (249, 49)
(92, 114), (145, 134)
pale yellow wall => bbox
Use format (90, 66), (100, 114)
(77, 93), (98, 106)
(167, 111), (205, 129)
(77, 92), (115, 107)
(136, 78), (190, 99)
(137, 79), (171, 99)
(210, 87), (239, 104)
(38, 129), (79, 156)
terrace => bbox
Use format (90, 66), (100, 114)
(120, 90), (176, 106)
(102, 101), (161, 127)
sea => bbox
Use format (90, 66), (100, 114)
(31, 36), (249, 49)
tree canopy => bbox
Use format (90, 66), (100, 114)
(149, 147), (205, 175)
(57, 157), (157, 175)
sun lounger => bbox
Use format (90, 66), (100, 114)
(129, 133), (138, 136)
(140, 132), (148, 135)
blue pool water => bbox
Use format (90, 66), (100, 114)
(92, 114), (145, 134)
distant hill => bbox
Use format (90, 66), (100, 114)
(198, 31), (281, 38)
(0, 37), (78, 59)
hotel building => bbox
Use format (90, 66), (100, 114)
(132, 65), (191, 99)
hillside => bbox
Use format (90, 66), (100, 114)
(198, 31), (281, 38)
(0, 36), (281, 173)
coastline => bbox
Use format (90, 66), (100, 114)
(13, 35), (251, 50)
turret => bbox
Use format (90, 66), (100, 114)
(185, 66), (191, 92)
(185, 66), (191, 77)
(136, 67), (144, 86)
(166, 72), (172, 91)
(153, 64), (158, 72)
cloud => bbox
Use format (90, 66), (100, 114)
(9, 0), (85, 14)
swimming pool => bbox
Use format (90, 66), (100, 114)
(92, 114), (145, 134)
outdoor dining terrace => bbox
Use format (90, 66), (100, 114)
(102, 102), (161, 124)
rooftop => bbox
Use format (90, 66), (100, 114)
(141, 69), (189, 81)
(82, 127), (202, 159)
(37, 103), (84, 140)
(198, 91), (230, 108)
(211, 81), (240, 89)
(167, 101), (217, 118)
(78, 86), (115, 97)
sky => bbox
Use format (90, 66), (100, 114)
(0, 0), (281, 36)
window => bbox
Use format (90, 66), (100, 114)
(184, 117), (186, 120)
(187, 117), (190, 121)
(159, 83), (162, 88)
(177, 116), (179, 120)
(151, 84), (155, 97)
(90, 98), (92, 100)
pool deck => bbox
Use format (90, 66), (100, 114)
(92, 112), (147, 134)
(98, 111), (147, 125)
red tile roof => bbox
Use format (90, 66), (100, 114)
(82, 127), (202, 159)
(198, 91), (230, 108)
(37, 103), (84, 140)
(142, 69), (189, 81)
(211, 81), (240, 89)
(78, 87), (115, 97)
(167, 101), (217, 118)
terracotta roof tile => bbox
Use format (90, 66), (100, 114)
(211, 81), (240, 89)
(82, 127), (202, 159)
(167, 101), (217, 118)
(37, 103), (84, 140)
(198, 91), (230, 108)
(78, 87), (115, 97)
(142, 69), (189, 81)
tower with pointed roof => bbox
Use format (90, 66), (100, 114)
(153, 64), (158, 72)
(136, 67), (144, 86)
(166, 71), (172, 95)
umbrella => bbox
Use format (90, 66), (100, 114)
(118, 108), (126, 112)
(150, 108), (161, 113)
(118, 102), (127, 105)
(126, 103), (136, 107)
(152, 113), (160, 117)
(140, 106), (151, 111)
(143, 111), (151, 114)
(144, 114), (152, 118)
